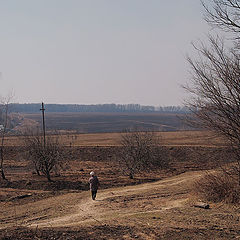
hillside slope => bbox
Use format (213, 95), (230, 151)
(1, 170), (240, 239)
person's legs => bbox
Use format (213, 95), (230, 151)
(92, 190), (97, 200)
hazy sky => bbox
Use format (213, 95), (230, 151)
(0, 0), (211, 106)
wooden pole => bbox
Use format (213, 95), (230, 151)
(40, 102), (46, 148)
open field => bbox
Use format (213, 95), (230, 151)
(3, 130), (223, 147)
(20, 112), (194, 133)
(0, 131), (238, 239)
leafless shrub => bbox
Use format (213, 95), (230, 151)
(194, 170), (240, 204)
(118, 129), (169, 179)
(24, 133), (68, 181)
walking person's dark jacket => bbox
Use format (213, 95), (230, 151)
(89, 175), (100, 191)
(89, 172), (100, 200)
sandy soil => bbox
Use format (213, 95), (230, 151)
(1, 170), (240, 239)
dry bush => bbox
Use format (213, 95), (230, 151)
(118, 130), (170, 179)
(194, 171), (240, 204)
(24, 134), (69, 181)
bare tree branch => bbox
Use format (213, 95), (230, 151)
(202, 0), (240, 36)
(24, 133), (68, 181)
(185, 35), (240, 183)
(0, 93), (14, 180)
(118, 129), (169, 179)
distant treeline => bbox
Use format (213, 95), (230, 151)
(8, 103), (189, 113)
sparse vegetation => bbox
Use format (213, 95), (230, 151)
(118, 130), (170, 179)
(24, 134), (68, 181)
(2, 1), (240, 238)
(1, 131), (240, 239)
(194, 170), (240, 204)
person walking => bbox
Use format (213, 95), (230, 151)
(89, 171), (100, 200)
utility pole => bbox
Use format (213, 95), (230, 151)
(40, 102), (46, 148)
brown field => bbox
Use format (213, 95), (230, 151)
(0, 131), (239, 239)
(4, 130), (223, 147)
(20, 112), (194, 133)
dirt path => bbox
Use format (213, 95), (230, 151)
(0, 171), (204, 230)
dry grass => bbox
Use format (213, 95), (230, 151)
(194, 171), (240, 204)
(1, 171), (240, 239)
(3, 130), (224, 147)
(0, 131), (239, 239)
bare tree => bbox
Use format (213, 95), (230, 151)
(185, 1), (240, 184)
(0, 94), (13, 180)
(25, 134), (68, 182)
(118, 130), (169, 179)
(202, 0), (240, 35)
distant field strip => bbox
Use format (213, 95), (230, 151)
(3, 131), (223, 147)
(21, 112), (191, 133)
(130, 120), (180, 130)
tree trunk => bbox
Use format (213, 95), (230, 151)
(0, 168), (6, 180)
(238, 163), (240, 186)
(34, 162), (40, 176)
(0, 147), (6, 180)
(46, 172), (52, 182)
(45, 162), (52, 182)
(36, 169), (40, 176)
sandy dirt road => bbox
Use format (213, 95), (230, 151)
(0, 171), (203, 229)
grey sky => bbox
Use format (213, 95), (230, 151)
(0, 0), (210, 106)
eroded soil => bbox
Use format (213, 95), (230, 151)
(1, 171), (240, 239)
